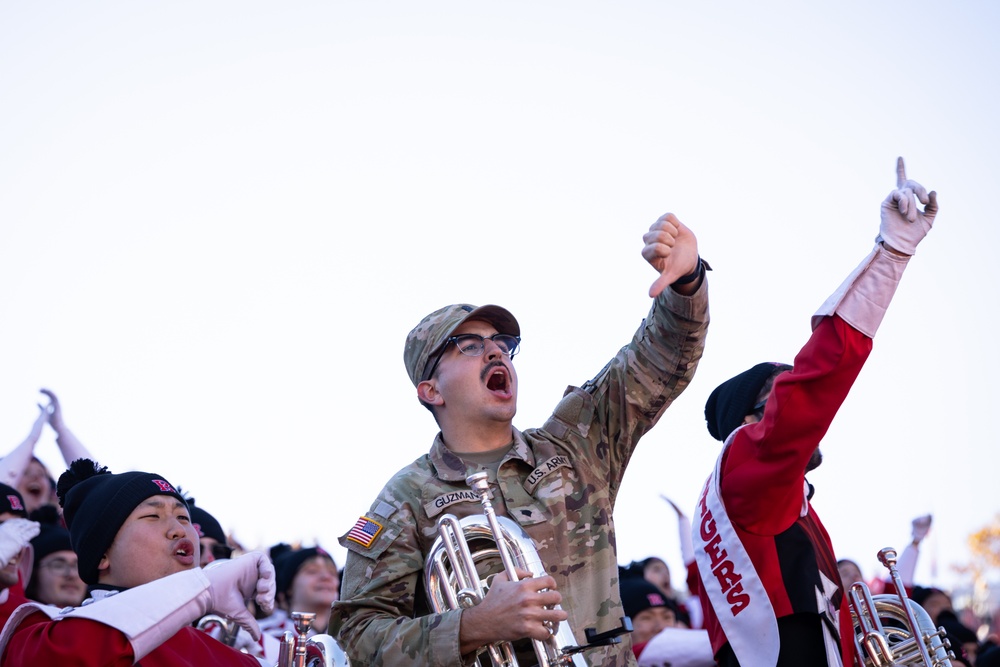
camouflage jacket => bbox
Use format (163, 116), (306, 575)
(331, 283), (710, 667)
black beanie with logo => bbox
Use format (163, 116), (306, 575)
(56, 459), (186, 585)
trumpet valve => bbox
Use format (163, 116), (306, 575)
(456, 588), (480, 609)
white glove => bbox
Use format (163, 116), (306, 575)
(0, 519), (40, 567)
(911, 514), (932, 543)
(877, 157), (938, 255)
(203, 552), (276, 641)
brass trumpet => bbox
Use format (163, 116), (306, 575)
(848, 547), (954, 667)
(276, 611), (351, 667)
(425, 472), (629, 667)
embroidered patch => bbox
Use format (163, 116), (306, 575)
(346, 517), (384, 548)
(524, 455), (572, 493)
(424, 488), (490, 518)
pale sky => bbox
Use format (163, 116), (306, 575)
(2, 1), (998, 599)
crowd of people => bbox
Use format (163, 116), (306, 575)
(2, 159), (997, 666)
(0, 390), (336, 665)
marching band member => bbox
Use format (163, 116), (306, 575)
(0, 484), (39, 629)
(260, 544), (339, 640)
(617, 573), (714, 667)
(25, 504), (86, 608)
(0, 389), (95, 516)
(330, 213), (710, 665)
(0, 459), (275, 666)
(693, 158), (938, 666)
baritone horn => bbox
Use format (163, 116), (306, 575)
(276, 611), (351, 667)
(848, 547), (954, 667)
(425, 472), (630, 667)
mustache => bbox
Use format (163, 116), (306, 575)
(481, 360), (508, 382)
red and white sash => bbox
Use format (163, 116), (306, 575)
(694, 438), (780, 666)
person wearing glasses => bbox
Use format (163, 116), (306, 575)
(692, 158), (938, 667)
(330, 213), (710, 666)
(26, 505), (87, 608)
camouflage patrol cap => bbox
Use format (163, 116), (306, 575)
(404, 304), (520, 386)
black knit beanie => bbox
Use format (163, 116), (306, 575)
(187, 500), (226, 544)
(0, 483), (27, 518)
(56, 459), (186, 585)
(272, 545), (335, 598)
(705, 362), (791, 441)
(28, 505), (72, 569)
(619, 572), (676, 619)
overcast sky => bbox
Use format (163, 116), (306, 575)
(2, 1), (998, 598)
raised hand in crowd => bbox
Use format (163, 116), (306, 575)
(642, 212), (703, 297)
(0, 518), (40, 569)
(39, 388), (94, 464)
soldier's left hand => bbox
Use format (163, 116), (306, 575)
(642, 213), (699, 297)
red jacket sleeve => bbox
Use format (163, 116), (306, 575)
(2, 612), (259, 666)
(720, 315), (873, 535)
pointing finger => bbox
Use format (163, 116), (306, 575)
(896, 156), (906, 189)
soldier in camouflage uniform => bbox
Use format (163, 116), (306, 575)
(330, 213), (710, 666)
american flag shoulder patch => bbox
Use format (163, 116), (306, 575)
(347, 516), (384, 548)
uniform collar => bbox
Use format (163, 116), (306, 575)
(429, 427), (536, 481)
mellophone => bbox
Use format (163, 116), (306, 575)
(848, 546), (955, 667)
(426, 471), (631, 667)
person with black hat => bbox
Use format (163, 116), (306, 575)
(261, 544), (339, 640)
(618, 571), (715, 666)
(186, 496), (234, 567)
(910, 586), (982, 667)
(331, 211), (710, 665)
(0, 459), (276, 667)
(0, 482), (39, 629)
(691, 157), (938, 667)
(25, 504), (86, 608)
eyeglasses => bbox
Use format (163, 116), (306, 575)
(424, 333), (521, 381)
(41, 558), (79, 576)
(204, 542), (234, 560)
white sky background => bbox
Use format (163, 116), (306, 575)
(2, 2), (997, 596)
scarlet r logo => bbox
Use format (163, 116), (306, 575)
(151, 479), (176, 493)
(6, 495), (23, 511)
